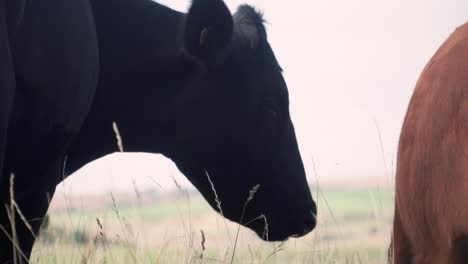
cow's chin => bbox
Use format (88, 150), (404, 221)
(240, 210), (316, 242)
(173, 162), (313, 241)
(244, 219), (296, 242)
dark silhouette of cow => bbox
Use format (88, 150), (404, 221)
(0, 0), (317, 261)
(390, 22), (468, 264)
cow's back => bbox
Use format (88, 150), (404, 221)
(396, 22), (468, 258)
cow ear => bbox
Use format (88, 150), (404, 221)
(184, 0), (234, 64)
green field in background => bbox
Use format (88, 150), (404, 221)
(32, 186), (395, 263)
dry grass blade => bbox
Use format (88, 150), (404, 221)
(248, 244), (254, 263)
(172, 176), (194, 264)
(205, 171), (223, 217)
(310, 155), (319, 262)
(11, 202), (35, 241)
(200, 230), (206, 251)
(110, 192), (137, 263)
(373, 118), (388, 178)
(10, 201), (45, 260)
(263, 240), (286, 263)
(244, 214), (269, 241)
(9, 174), (19, 264)
(0, 220), (29, 263)
(80, 238), (95, 264)
(372, 118), (387, 211)
(7, 173), (35, 264)
(310, 156), (344, 244)
(205, 171), (232, 242)
(149, 176), (164, 190)
(112, 121), (124, 152)
(199, 230), (206, 263)
(230, 184), (260, 264)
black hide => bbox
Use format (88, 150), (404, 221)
(0, 0), (316, 262)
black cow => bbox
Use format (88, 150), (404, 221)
(0, 0), (317, 261)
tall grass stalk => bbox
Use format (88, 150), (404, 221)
(230, 184), (260, 264)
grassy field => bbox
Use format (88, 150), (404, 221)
(31, 184), (394, 263)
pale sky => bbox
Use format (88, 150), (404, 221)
(58, 0), (468, 195)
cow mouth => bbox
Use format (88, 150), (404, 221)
(243, 209), (316, 241)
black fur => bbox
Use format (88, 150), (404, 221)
(0, 0), (316, 262)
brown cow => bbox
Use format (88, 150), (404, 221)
(390, 22), (468, 264)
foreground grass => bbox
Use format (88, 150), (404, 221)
(31, 185), (394, 263)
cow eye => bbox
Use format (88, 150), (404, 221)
(262, 98), (279, 119)
(268, 107), (279, 119)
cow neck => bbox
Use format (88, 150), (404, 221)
(66, 0), (193, 174)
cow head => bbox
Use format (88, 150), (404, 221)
(168, 0), (316, 241)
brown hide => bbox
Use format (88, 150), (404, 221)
(391, 22), (468, 264)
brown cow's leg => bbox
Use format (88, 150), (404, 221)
(390, 204), (412, 264)
(431, 250), (450, 264)
(450, 235), (468, 264)
(414, 248), (450, 264)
